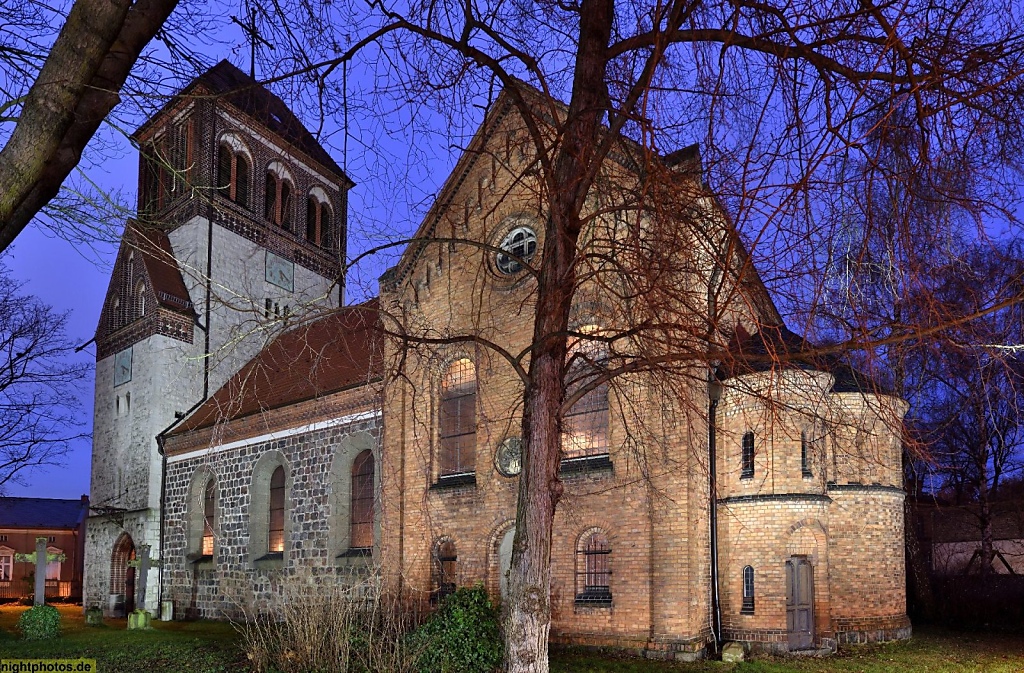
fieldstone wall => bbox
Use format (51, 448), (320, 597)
(161, 410), (380, 619)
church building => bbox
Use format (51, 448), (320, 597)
(86, 61), (910, 658)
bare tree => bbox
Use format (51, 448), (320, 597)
(233, 0), (1024, 669)
(914, 242), (1024, 576)
(0, 0), (181, 252)
(0, 264), (88, 493)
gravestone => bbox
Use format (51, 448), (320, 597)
(15, 538), (62, 606)
(721, 641), (746, 663)
(127, 544), (160, 629)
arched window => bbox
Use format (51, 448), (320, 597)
(217, 142), (251, 207)
(305, 192), (334, 249)
(350, 450), (374, 550)
(434, 539), (457, 601)
(135, 281), (146, 319)
(264, 168), (293, 230)
(249, 452), (289, 564)
(562, 325), (609, 463)
(439, 358), (476, 477)
(269, 466), (285, 553)
(575, 531), (612, 604)
(741, 431), (755, 479)
(202, 479), (216, 556)
(742, 565), (755, 613)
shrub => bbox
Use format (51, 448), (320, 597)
(17, 604), (61, 640)
(411, 585), (502, 673)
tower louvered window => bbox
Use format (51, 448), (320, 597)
(265, 172), (293, 230)
(217, 143), (250, 207)
(306, 195), (334, 249)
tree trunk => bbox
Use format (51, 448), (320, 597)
(0, 0), (180, 252)
(503, 2), (613, 671)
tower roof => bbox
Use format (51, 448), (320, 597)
(135, 59), (350, 184)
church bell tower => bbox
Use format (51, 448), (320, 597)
(84, 60), (353, 615)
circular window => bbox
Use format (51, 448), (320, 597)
(495, 226), (538, 275)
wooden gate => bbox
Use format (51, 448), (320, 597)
(786, 556), (814, 650)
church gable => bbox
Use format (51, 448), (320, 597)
(95, 224), (195, 360)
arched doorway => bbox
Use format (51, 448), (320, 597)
(109, 533), (136, 617)
(498, 527), (515, 601)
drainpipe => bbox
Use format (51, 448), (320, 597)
(708, 370), (723, 653)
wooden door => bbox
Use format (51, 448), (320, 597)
(786, 556), (814, 650)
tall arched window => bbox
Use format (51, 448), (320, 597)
(741, 431), (755, 479)
(350, 450), (374, 550)
(562, 325), (609, 462)
(269, 466), (285, 553)
(439, 358), (476, 477)
(305, 191), (334, 248)
(742, 565), (755, 613)
(264, 167), (293, 230)
(202, 479), (216, 556)
(135, 281), (146, 319)
(434, 539), (457, 601)
(575, 531), (612, 604)
(217, 142), (251, 207)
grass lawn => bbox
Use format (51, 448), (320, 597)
(0, 604), (245, 672)
(1, 605), (1022, 672)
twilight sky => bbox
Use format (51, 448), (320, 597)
(2, 16), (467, 500)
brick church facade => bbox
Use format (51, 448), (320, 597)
(86, 61), (910, 658)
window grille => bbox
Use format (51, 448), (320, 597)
(741, 432), (755, 479)
(801, 430), (813, 477)
(575, 532), (612, 604)
(440, 359), (477, 476)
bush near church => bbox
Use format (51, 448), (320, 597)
(17, 604), (61, 640)
(411, 585), (502, 673)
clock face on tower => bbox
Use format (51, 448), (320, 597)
(113, 347), (133, 387)
(266, 251), (295, 292)
(495, 437), (523, 477)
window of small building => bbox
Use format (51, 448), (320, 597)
(0, 547), (13, 582)
(575, 531), (612, 605)
(269, 466), (286, 553)
(45, 547), (62, 581)
(264, 170), (293, 230)
(202, 479), (216, 556)
(742, 565), (755, 614)
(350, 450), (374, 550)
(741, 431), (755, 479)
(305, 193), (334, 249)
(434, 539), (457, 602)
(439, 358), (477, 478)
(217, 142), (251, 207)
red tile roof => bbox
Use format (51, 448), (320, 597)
(134, 227), (194, 313)
(171, 300), (382, 434)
